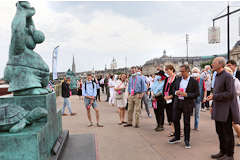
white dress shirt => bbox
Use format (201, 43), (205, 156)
(179, 76), (190, 100)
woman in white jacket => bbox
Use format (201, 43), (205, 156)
(225, 66), (240, 146)
(108, 75), (116, 106)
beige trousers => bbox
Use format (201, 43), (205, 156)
(127, 94), (142, 126)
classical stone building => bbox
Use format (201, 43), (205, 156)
(230, 40), (240, 65)
(142, 50), (227, 75)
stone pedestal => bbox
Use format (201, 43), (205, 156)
(0, 93), (65, 160)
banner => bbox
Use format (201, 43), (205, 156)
(208, 26), (220, 44)
(52, 46), (59, 80)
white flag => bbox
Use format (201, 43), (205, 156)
(52, 46), (59, 80)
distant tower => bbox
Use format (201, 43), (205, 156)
(92, 65), (95, 74)
(110, 57), (117, 70)
(72, 56), (76, 73)
(163, 50), (167, 57)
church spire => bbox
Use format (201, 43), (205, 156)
(72, 56), (76, 73)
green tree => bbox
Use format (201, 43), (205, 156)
(200, 60), (213, 69)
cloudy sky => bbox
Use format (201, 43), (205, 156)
(1, 1), (240, 78)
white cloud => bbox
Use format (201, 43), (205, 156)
(1, 1), (240, 78)
(0, 1), (184, 77)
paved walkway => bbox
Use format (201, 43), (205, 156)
(57, 95), (240, 160)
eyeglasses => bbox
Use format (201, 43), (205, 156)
(180, 70), (186, 73)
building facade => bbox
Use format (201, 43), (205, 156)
(142, 51), (227, 75)
(230, 40), (240, 65)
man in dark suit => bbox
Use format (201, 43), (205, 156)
(168, 64), (199, 149)
(104, 74), (110, 102)
(207, 57), (237, 160)
(226, 59), (240, 80)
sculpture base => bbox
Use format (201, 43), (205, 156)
(0, 93), (66, 160)
(50, 130), (69, 160)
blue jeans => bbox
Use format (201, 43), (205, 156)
(194, 102), (201, 129)
(141, 93), (150, 115)
(62, 98), (72, 114)
(84, 97), (97, 108)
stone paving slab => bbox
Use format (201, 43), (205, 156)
(60, 134), (96, 160)
(57, 95), (240, 160)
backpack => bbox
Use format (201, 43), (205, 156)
(85, 81), (95, 92)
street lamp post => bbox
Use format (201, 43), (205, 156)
(186, 34), (189, 63)
(227, 5), (230, 59)
(212, 4), (240, 60)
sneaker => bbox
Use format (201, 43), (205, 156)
(88, 122), (94, 127)
(193, 128), (200, 131)
(97, 123), (104, 127)
(168, 132), (175, 137)
(62, 113), (68, 116)
(168, 138), (181, 144)
(70, 113), (77, 116)
(148, 113), (152, 118)
(124, 124), (133, 127)
(185, 141), (191, 149)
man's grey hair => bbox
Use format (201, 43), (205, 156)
(218, 57), (226, 67)
(204, 65), (211, 70)
(192, 67), (200, 73)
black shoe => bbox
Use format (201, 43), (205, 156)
(211, 152), (224, 159)
(124, 124), (132, 127)
(217, 155), (234, 160)
(154, 126), (159, 130)
(155, 127), (164, 132)
(168, 137), (181, 144)
(97, 123), (104, 127)
(185, 141), (191, 149)
(134, 124), (139, 128)
(221, 155), (234, 160)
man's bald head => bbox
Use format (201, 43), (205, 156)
(204, 65), (211, 71)
(212, 57), (226, 72)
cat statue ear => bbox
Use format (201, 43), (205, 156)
(16, 2), (25, 12)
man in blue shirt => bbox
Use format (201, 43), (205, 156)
(136, 66), (152, 118)
(124, 66), (147, 128)
(82, 73), (103, 127)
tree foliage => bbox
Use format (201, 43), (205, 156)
(200, 59), (213, 69)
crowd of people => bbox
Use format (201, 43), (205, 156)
(60, 57), (240, 160)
